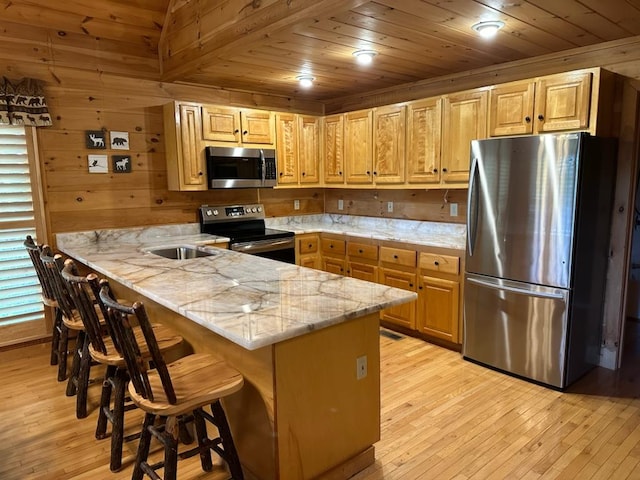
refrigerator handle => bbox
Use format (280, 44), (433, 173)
(466, 277), (566, 300)
(467, 156), (479, 256)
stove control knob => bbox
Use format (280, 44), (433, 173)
(251, 207), (257, 213)
(257, 206), (262, 212)
(206, 209), (213, 216)
(212, 209), (218, 216)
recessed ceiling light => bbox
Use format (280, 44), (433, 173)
(472, 21), (504, 38)
(296, 75), (315, 88)
(353, 49), (378, 66)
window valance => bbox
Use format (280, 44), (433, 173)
(0, 77), (52, 127)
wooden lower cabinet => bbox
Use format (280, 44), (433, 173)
(348, 261), (377, 282)
(320, 234), (346, 275)
(417, 275), (460, 343)
(379, 267), (417, 330)
(323, 256), (346, 275)
(296, 233), (320, 269)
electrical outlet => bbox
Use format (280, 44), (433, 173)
(356, 355), (367, 380)
(294, 199), (300, 210)
(338, 199), (344, 210)
(450, 203), (458, 217)
(387, 201), (393, 213)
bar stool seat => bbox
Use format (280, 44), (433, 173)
(99, 283), (245, 480)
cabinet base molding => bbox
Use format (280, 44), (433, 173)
(380, 320), (462, 352)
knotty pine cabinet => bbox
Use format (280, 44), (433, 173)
(406, 97), (442, 184)
(416, 252), (461, 344)
(489, 69), (595, 137)
(296, 233), (320, 269)
(373, 104), (406, 184)
(322, 114), (345, 184)
(320, 235), (347, 275)
(346, 239), (379, 283)
(344, 109), (374, 184)
(441, 89), (488, 185)
(379, 246), (418, 330)
(163, 102), (207, 191)
(202, 105), (275, 146)
(275, 113), (321, 186)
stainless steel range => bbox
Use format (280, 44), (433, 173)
(198, 204), (295, 263)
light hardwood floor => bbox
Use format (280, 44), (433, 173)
(2, 325), (640, 480)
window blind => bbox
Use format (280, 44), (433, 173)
(0, 125), (43, 325)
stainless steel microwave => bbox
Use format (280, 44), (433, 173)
(205, 146), (277, 189)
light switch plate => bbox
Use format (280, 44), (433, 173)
(338, 199), (344, 210)
(387, 201), (393, 213)
(294, 199), (300, 210)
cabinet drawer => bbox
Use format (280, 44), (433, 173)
(298, 237), (318, 254)
(321, 238), (346, 255)
(347, 242), (378, 260)
(419, 252), (460, 275)
(380, 247), (416, 267)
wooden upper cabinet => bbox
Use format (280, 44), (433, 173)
(490, 70), (594, 137)
(489, 81), (535, 136)
(298, 115), (320, 184)
(275, 113), (298, 185)
(373, 104), (406, 184)
(323, 114), (345, 184)
(442, 89), (488, 184)
(344, 109), (373, 184)
(163, 102), (207, 191)
(535, 71), (592, 133)
(202, 105), (274, 145)
(407, 97), (442, 184)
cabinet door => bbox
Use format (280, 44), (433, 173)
(275, 113), (298, 185)
(323, 114), (345, 184)
(489, 81), (535, 136)
(442, 90), (488, 184)
(202, 105), (241, 143)
(417, 275), (459, 343)
(535, 71), (592, 133)
(373, 104), (405, 184)
(299, 115), (320, 184)
(175, 104), (206, 190)
(379, 268), (417, 329)
(323, 256), (346, 275)
(407, 97), (442, 184)
(348, 261), (378, 283)
(300, 255), (321, 269)
(241, 109), (275, 145)
(344, 110), (373, 184)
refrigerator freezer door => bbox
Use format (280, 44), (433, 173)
(463, 273), (570, 388)
(467, 133), (581, 288)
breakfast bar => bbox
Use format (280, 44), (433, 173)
(56, 224), (417, 480)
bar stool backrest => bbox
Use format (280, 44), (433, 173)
(24, 235), (56, 303)
(40, 246), (75, 321)
(61, 259), (108, 356)
(98, 282), (177, 404)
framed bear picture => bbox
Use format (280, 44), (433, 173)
(110, 131), (129, 150)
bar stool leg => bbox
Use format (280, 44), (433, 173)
(133, 413), (156, 480)
(109, 368), (128, 471)
(50, 308), (62, 366)
(193, 409), (213, 471)
(75, 333), (91, 419)
(65, 330), (82, 395)
(211, 400), (244, 480)
(96, 365), (116, 439)
(58, 323), (70, 382)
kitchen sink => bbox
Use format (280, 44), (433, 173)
(144, 246), (217, 260)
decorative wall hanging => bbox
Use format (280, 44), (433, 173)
(85, 130), (107, 149)
(110, 131), (129, 150)
(0, 77), (52, 126)
(112, 155), (131, 173)
(88, 154), (108, 173)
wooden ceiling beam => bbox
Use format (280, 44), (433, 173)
(159, 0), (369, 82)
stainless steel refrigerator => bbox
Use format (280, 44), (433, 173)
(463, 132), (616, 389)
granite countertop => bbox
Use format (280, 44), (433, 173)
(56, 224), (416, 351)
(266, 214), (466, 250)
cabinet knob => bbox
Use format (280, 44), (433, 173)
(279, 172), (283, 176)
(302, 172), (306, 176)
(537, 114), (544, 121)
(330, 245), (334, 248)
(234, 129), (239, 134)
(393, 254), (398, 259)
(373, 171), (377, 175)
(243, 130), (248, 135)
(442, 168), (448, 172)
(198, 171), (203, 176)
(433, 168), (438, 173)
(525, 116), (531, 123)
(418, 285), (423, 290)
(366, 171), (371, 175)
(434, 261), (439, 266)
(409, 283), (414, 288)
(308, 244), (313, 248)
(358, 249), (363, 254)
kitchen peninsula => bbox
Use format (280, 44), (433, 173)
(56, 224), (416, 480)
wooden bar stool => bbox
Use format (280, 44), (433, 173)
(24, 235), (66, 379)
(39, 245), (96, 418)
(61, 262), (184, 472)
(98, 283), (245, 480)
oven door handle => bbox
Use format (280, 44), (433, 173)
(231, 237), (295, 254)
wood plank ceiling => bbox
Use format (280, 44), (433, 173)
(2, 0), (640, 102)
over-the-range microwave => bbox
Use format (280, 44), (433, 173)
(205, 146), (277, 189)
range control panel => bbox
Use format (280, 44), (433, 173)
(199, 204), (265, 223)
